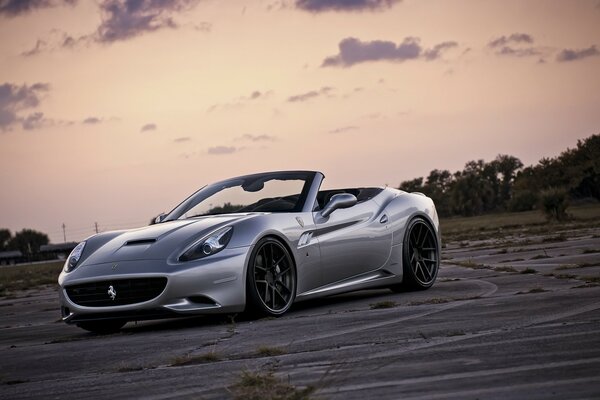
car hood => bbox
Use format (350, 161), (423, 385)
(80, 214), (258, 265)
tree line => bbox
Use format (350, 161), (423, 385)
(399, 133), (599, 219)
(0, 229), (50, 258)
(1, 133), (597, 257)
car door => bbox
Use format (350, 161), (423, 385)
(312, 198), (392, 285)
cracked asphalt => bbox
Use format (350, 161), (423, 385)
(1, 224), (599, 399)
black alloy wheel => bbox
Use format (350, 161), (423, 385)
(246, 237), (296, 316)
(392, 217), (439, 291)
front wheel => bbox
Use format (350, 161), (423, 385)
(76, 320), (126, 334)
(246, 237), (296, 317)
(391, 217), (439, 292)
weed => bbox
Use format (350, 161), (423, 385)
(556, 262), (599, 270)
(256, 346), (286, 357)
(498, 259), (523, 264)
(116, 364), (145, 373)
(448, 260), (487, 269)
(228, 369), (315, 400)
(583, 276), (600, 284)
(582, 248), (600, 254)
(516, 287), (548, 295)
(554, 274), (576, 280)
(520, 268), (537, 274)
(493, 266), (518, 273)
(409, 298), (449, 306)
(170, 352), (221, 366)
(542, 234), (567, 243)
(370, 300), (397, 309)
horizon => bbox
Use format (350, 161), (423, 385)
(1, 0), (599, 243)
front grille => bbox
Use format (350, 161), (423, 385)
(65, 278), (167, 307)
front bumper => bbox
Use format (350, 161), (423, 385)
(58, 246), (251, 323)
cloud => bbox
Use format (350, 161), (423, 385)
(83, 116), (102, 124)
(207, 145), (237, 155)
(140, 122), (157, 132)
(496, 46), (542, 57)
(207, 90), (273, 113)
(423, 41), (458, 60)
(0, 82), (50, 131)
(295, 0), (400, 12)
(328, 125), (358, 134)
(556, 45), (600, 62)
(21, 112), (46, 130)
(20, 29), (88, 57)
(237, 134), (276, 142)
(96, 0), (201, 43)
(21, 39), (48, 57)
(487, 33), (548, 59)
(0, 0), (76, 18)
(488, 33), (533, 49)
(173, 136), (190, 142)
(322, 37), (456, 67)
(287, 86), (333, 102)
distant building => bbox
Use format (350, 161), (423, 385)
(40, 242), (78, 261)
(0, 250), (24, 266)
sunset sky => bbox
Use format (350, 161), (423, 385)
(1, 0), (599, 243)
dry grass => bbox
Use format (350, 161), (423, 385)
(448, 260), (487, 269)
(228, 369), (315, 400)
(493, 266), (518, 273)
(520, 268), (537, 274)
(170, 352), (221, 366)
(256, 346), (287, 357)
(516, 287), (548, 295)
(409, 298), (450, 306)
(0, 261), (63, 296)
(440, 203), (600, 243)
(370, 300), (397, 309)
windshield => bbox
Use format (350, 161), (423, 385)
(165, 171), (315, 220)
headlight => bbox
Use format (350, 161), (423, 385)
(179, 226), (233, 262)
(64, 241), (86, 273)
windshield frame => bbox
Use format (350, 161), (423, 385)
(163, 171), (319, 221)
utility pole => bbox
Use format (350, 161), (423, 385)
(94, 222), (99, 234)
(62, 223), (66, 243)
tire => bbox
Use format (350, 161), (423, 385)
(391, 217), (439, 292)
(246, 237), (297, 317)
(76, 320), (127, 334)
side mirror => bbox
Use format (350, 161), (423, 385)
(319, 193), (357, 218)
(150, 213), (167, 225)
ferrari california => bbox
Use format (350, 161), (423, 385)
(58, 170), (440, 332)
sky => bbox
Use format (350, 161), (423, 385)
(1, 0), (599, 243)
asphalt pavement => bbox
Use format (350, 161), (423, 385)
(1, 226), (599, 399)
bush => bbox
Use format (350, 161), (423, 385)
(508, 190), (539, 212)
(541, 187), (570, 221)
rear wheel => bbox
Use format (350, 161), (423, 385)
(76, 320), (126, 334)
(246, 237), (296, 317)
(391, 217), (439, 292)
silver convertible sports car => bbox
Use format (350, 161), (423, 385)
(59, 171), (440, 332)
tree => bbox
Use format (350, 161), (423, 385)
(8, 229), (49, 256)
(398, 177), (424, 193)
(0, 229), (11, 251)
(494, 154), (523, 207)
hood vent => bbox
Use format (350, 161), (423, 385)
(125, 239), (157, 246)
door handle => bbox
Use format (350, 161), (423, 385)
(379, 214), (388, 224)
